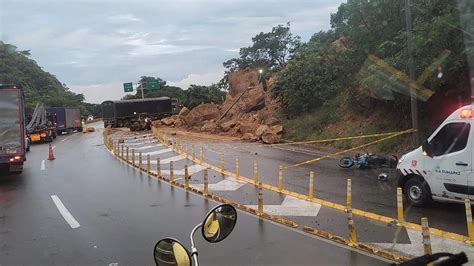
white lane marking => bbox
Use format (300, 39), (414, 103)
(191, 177), (246, 191)
(150, 164), (205, 176)
(61, 137), (69, 142)
(40, 160), (45, 170)
(109, 263), (119, 266)
(52, 146), (57, 150)
(51, 195), (80, 229)
(371, 228), (474, 258)
(246, 196), (322, 217)
(160, 155), (185, 164)
(141, 148), (173, 156)
(133, 144), (164, 150)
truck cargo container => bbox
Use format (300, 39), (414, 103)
(0, 84), (27, 173)
(46, 107), (82, 134)
(101, 97), (178, 128)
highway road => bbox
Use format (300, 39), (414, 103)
(0, 123), (386, 265)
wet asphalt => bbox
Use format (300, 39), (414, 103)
(174, 136), (468, 236)
(0, 124), (385, 265)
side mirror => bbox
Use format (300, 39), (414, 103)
(201, 204), (237, 243)
(154, 238), (191, 266)
(422, 139), (433, 157)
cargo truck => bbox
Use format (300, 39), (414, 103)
(0, 84), (27, 173)
(101, 97), (178, 128)
(26, 104), (57, 143)
(46, 107), (82, 134)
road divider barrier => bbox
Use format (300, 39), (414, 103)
(109, 129), (409, 262)
(106, 128), (474, 263)
(236, 157), (240, 177)
(346, 179), (357, 245)
(126, 147), (129, 161)
(132, 149), (135, 166)
(200, 147), (204, 163)
(253, 160), (259, 185)
(170, 161), (174, 182)
(308, 171), (314, 200)
(465, 199), (474, 245)
(147, 154), (151, 174)
(397, 187), (405, 225)
(278, 165), (283, 192)
(220, 154), (225, 172)
(421, 217), (432, 256)
(139, 152), (143, 170)
(258, 182), (263, 216)
(157, 158), (161, 177)
(203, 168), (209, 196)
(184, 165), (189, 188)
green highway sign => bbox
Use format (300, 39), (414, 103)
(147, 80), (160, 90)
(123, 82), (133, 92)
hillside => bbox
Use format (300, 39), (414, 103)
(222, 1), (471, 153)
(0, 41), (99, 116)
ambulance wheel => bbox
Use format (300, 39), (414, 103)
(403, 177), (432, 207)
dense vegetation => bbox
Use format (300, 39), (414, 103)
(223, 0), (471, 147)
(123, 76), (226, 109)
(0, 41), (100, 116)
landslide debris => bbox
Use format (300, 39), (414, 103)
(155, 69), (283, 144)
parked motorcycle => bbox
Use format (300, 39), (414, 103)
(338, 153), (397, 169)
(154, 204), (237, 266)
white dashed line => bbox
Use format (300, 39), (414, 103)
(51, 195), (80, 229)
(40, 160), (45, 171)
(61, 137), (68, 142)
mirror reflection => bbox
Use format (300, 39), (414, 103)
(202, 204), (237, 243)
(154, 238), (191, 266)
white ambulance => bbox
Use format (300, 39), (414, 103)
(397, 104), (473, 206)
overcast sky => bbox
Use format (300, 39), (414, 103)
(0, 0), (343, 103)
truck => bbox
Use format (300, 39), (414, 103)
(26, 104), (57, 143)
(0, 84), (27, 173)
(397, 104), (474, 206)
(46, 107), (82, 134)
(101, 97), (178, 129)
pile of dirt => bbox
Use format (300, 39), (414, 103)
(155, 69), (283, 143)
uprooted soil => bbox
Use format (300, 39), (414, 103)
(155, 69), (283, 144)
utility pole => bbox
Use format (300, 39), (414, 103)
(138, 82), (145, 99)
(405, 0), (419, 146)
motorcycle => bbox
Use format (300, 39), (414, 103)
(338, 153), (398, 169)
(154, 204), (237, 266)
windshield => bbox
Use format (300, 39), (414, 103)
(0, 90), (22, 155)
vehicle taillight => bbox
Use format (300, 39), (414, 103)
(460, 109), (474, 119)
(40, 133), (47, 137)
(9, 156), (22, 162)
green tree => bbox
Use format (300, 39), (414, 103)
(183, 84), (225, 109)
(223, 23), (301, 72)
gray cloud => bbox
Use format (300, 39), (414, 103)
(1, 0), (343, 103)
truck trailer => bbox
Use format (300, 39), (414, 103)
(101, 97), (178, 128)
(46, 107), (82, 134)
(0, 84), (27, 173)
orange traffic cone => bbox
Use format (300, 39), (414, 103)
(48, 144), (55, 160)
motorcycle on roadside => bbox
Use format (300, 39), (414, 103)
(338, 153), (398, 169)
(153, 204), (237, 266)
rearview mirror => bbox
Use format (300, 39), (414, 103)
(154, 238), (191, 266)
(421, 139), (433, 157)
(201, 204), (237, 243)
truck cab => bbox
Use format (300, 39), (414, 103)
(397, 104), (474, 206)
